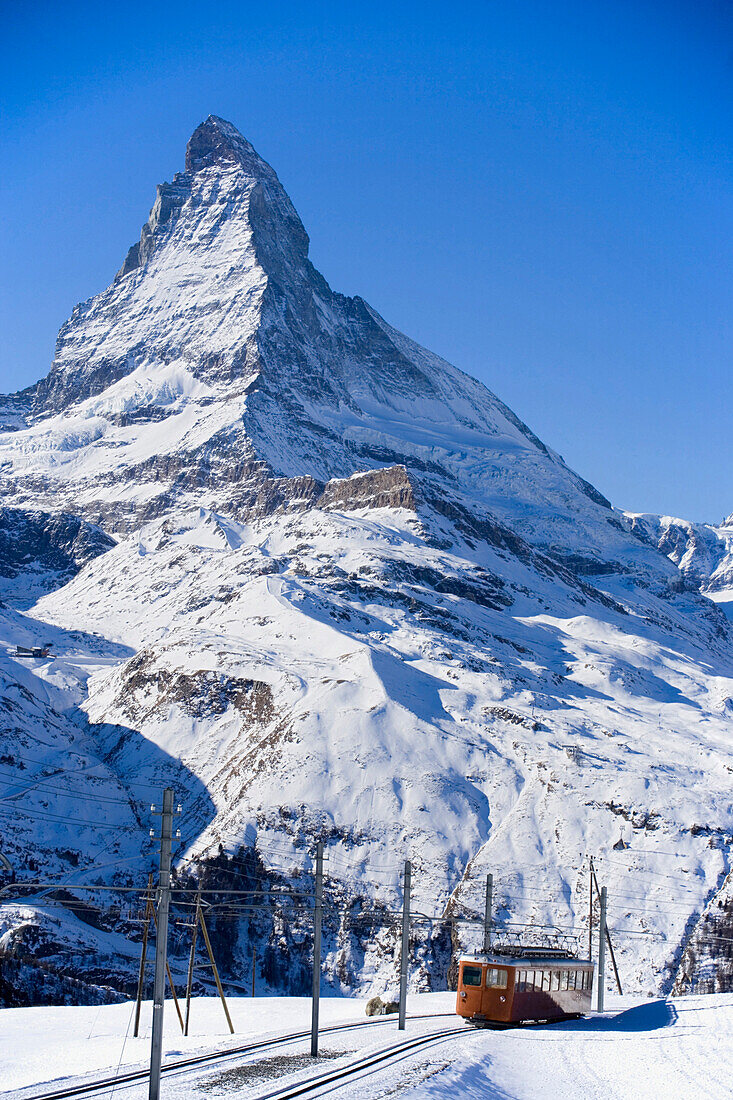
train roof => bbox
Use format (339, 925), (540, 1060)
(459, 952), (594, 967)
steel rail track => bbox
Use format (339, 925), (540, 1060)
(251, 1027), (465, 1099)
(20, 1013), (459, 1100)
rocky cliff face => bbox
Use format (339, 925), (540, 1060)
(1, 117), (733, 1004)
(0, 508), (115, 607)
(627, 512), (733, 604)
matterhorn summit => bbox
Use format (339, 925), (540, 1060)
(1, 117), (733, 1003)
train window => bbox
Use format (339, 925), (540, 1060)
(517, 969), (533, 991)
(563, 971), (571, 990)
(462, 965), (483, 986)
(570, 970), (578, 990)
(486, 967), (508, 988)
(552, 971), (561, 991)
(541, 970), (550, 991)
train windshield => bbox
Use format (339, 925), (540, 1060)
(462, 965), (483, 986)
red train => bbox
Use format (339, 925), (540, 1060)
(456, 949), (594, 1025)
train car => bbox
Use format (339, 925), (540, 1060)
(456, 950), (594, 1025)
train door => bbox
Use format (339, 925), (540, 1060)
(481, 965), (512, 1022)
(457, 962), (485, 1018)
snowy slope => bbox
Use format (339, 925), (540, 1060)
(1, 116), (732, 1005)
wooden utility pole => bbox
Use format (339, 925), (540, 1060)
(252, 946), (256, 997)
(182, 889), (234, 1035)
(398, 860), (411, 1031)
(198, 905), (234, 1034)
(310, 841), (324, 1057)
(134, 875), (154, 1038)
(184, 888), (201, 1036)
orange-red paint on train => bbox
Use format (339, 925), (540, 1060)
(456, 952), (594, 1025)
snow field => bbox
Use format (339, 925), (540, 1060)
(2, 992), (733, 1099)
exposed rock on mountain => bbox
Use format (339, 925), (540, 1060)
(0, 509), (115, 608)
(627, 512), (733, 607)
(1, 116), (732, 1004)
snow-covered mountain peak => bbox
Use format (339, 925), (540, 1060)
(0, 117), (722, 599)
(2, 117), (733, 1003)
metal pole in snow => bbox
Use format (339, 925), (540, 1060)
(149, 788), (174, 1100)
(589, 856), (594, 962)
(591, 863), (623, 994)
(597, 885), (607, 1013)
(310, 841), (324, 1057)
(398, 860), (411, 1031)
(483, 874), (493, 954)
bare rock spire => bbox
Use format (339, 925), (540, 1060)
(185, 115), (274, 179)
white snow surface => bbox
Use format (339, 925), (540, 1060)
(2, 992), (733, 1100)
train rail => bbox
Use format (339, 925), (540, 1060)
(251, 1026), (465, 1099)
(21, 1013), (459, 1100)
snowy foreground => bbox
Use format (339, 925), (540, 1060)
(2, 991), (732, 1099)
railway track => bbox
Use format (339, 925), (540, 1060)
(251, 1026), (465, 1099)
(21, 1013), (460, 1100)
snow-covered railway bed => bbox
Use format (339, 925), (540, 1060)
(159, 1023), (465, 1100)
(0, 994), (455, 1100)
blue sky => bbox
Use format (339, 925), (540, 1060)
(1, 0), (731, 522)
